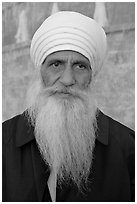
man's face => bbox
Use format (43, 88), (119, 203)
(40, 50), (92, 93)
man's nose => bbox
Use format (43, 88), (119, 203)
(59, 66), (75, 86)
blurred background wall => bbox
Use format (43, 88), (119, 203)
(2, 2), (135, 130)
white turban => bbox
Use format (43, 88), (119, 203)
(30, 11), (107, 75)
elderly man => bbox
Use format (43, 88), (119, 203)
(2, 11), (134, 202)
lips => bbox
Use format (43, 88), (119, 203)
(60, 91), (70, 94)
(58, 91), (71, 96)
(53, 89), (72, 97)
(56, 89), (70, 94)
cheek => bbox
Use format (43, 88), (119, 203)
(41, 74), (50, 87)
(76, 72), (92, 89)
(41, 69), (59, 87)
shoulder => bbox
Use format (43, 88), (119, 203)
(98, 110), (134, 144)
(98, 110), (134, 155)
(106, 114), (135, 188)
(104, 113), (135, 158)
(2, 113), (27, 145)
(3, 115), (21, 145)
(99, 111), (135, 176)
(108, 114), (134, 146)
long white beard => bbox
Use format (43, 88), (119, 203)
(26, 81), (98, 191)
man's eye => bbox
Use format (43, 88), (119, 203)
(75, 64), (86, 70)
(51, 61), (61, 68)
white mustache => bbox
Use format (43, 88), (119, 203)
(40, 85), (88, 101)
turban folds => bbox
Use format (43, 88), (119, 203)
(30, 11), (107, 75)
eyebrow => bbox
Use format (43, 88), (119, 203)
(72, 60), (90, 66)
(45, 58), (65, 66)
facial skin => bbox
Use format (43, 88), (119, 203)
(40, 50), (92, 92)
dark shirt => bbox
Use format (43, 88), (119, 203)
(2, 110), (135, 202)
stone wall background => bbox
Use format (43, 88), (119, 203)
(2, 2), (135, 130)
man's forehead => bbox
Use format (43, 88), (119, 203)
(44, 50), (90, 64)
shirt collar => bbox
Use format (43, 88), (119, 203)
(16, 110), (109, 147)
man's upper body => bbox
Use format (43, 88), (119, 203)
(2, 11), (135, 202)
(2, 110), (135, 202)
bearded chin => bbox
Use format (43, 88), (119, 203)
(26, 85), (98, 191)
